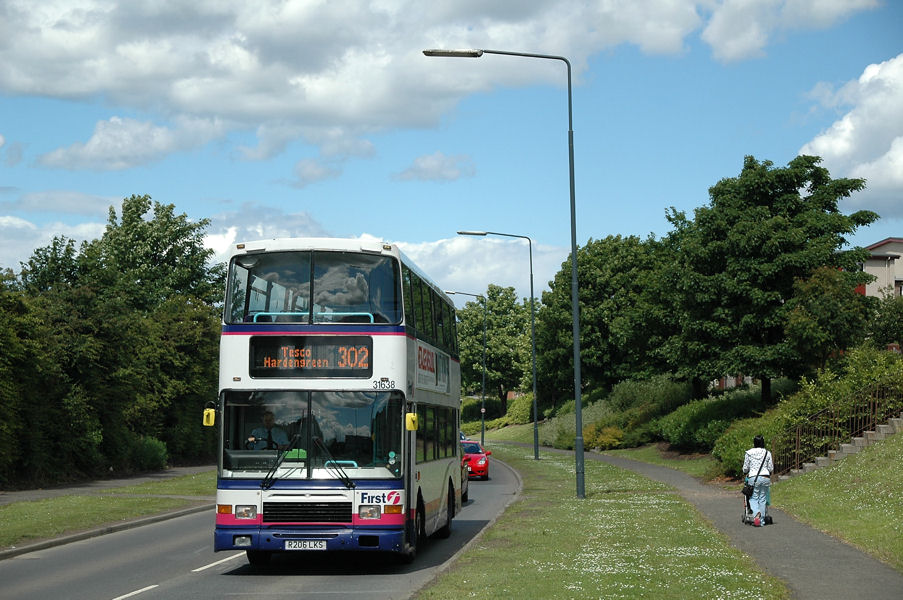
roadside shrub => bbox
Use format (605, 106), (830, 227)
(507, 393), (534, 425)
(652, 387), (765, 452)
(652, 379), (797, 453)
(556, 399), (576, 417)
(584, 424), (624, 450)
(552, 424), (576, 450)
(607, 374), (693, 413)
(462, 395), (503, 422)
(129, 436), (169, 472)
(712, 412), (784, 477)
(461, 421), (482, 437)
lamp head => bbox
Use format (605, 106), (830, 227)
(457, 230), (488, 236)
(423, 49), (484, 58)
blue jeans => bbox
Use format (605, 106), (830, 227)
(747, 476), (770, 520)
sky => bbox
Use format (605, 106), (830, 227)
(1, 1), (901, 306)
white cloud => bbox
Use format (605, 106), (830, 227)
(0, 216), (104, 271)
(205, 204), (332, 265)
(702, 0), (879, 62)
(800, 53), (903, 218)
(38, 116), (226, 170)
(12, 190), (119, 216)
(0, 0), (879, 171)
(396, 236), (567, 302)
(395, 151), (475, 182)
(291, 158), (342, 189)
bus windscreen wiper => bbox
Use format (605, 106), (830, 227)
(314, 437), (355, 489)
(261, 434), (300, 490)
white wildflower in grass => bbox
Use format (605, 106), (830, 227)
(417, 445), (788, 599)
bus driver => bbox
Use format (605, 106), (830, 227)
(247, 410), (290, 450)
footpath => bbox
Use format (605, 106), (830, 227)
(535, 445), (903, 600)
(3, 454), (903, 599)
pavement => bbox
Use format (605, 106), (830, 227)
(3, 453), (903, 599)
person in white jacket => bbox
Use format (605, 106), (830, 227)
(742, 435), (773, 526)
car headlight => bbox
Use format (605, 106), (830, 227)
(359, 505), (381, 519)
(478, 457), (487, 466)
(235, 505), (257, 519)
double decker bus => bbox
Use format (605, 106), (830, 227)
(206, 237), (462, 565)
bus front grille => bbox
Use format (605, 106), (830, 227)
(262, 501), (352, 523)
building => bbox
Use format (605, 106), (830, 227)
(860, 237), (903, 298)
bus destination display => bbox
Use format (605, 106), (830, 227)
(250, 336), (372, 378)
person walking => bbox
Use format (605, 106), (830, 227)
(742, 435), (773, 527)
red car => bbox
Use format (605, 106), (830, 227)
(461, 441), (491, 480)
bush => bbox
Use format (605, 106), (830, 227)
(461, 395), (503, 421)
(607, 375), (693, 413)
(584, 424), (624, 450)
(507, 393), (534, 425)
(129, 436), (169, 472)
(652, 387), (765, 452)
(652, 379), (797, 453)
(712, 413), (783, 477)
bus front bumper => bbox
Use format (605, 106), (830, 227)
(214, 525), (406, 553)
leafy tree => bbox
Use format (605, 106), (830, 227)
(91, 194), (225, 310)
(664, 155), (877, 400)
(867, 293), (903, 348)
(17, 236), (80, 293)
(535, 235), (673, 406)
(784, 266), (873, 370)
(3, 194), (222, 486)
(456, 284), (529, 414)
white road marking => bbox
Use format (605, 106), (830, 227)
(111, 584), (158, 600)
(191, 551), (245, 572)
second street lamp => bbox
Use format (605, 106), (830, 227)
(458, 230), (539, 460)
(426, 47), (585, 497)
(445, 290), (487, 445)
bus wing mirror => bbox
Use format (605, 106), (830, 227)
(405, 413), (418, 431)
(203, 407), (216, 427)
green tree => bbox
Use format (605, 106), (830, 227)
(868, 293), (903, 348)
(17, 236), (80, 293)
(535, 235), (673, 406)
(664, 155), (877, 400)
(91, 194), (225, 310)
(784, 266), (873, 370)
(456, 284), (529, 414)
(6, 194), (222, 486)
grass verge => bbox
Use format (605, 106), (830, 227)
(0, 470), (215, 549)
(483, 422), (719, 479)
(416, 444), (789, 599)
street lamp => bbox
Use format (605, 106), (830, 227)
(427, 48), (585, 497)
(445, 290), (488, 445)
(458, 230), (539, 461)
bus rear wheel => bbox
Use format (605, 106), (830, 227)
(436, 485), (454, 539)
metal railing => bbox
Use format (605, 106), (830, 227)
(773, 386), (903, 476)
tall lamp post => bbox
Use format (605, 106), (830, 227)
(445, 290), (488, 445)
(458, 230), (539, 460)
(426, 48), (585, 497)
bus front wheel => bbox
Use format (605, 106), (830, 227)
(401, 498), (425, 563)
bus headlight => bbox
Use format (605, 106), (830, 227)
(358, 505), (381, 519)
(235, 505), (257, 519)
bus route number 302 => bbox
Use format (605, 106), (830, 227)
(373, 378), (396, 390)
